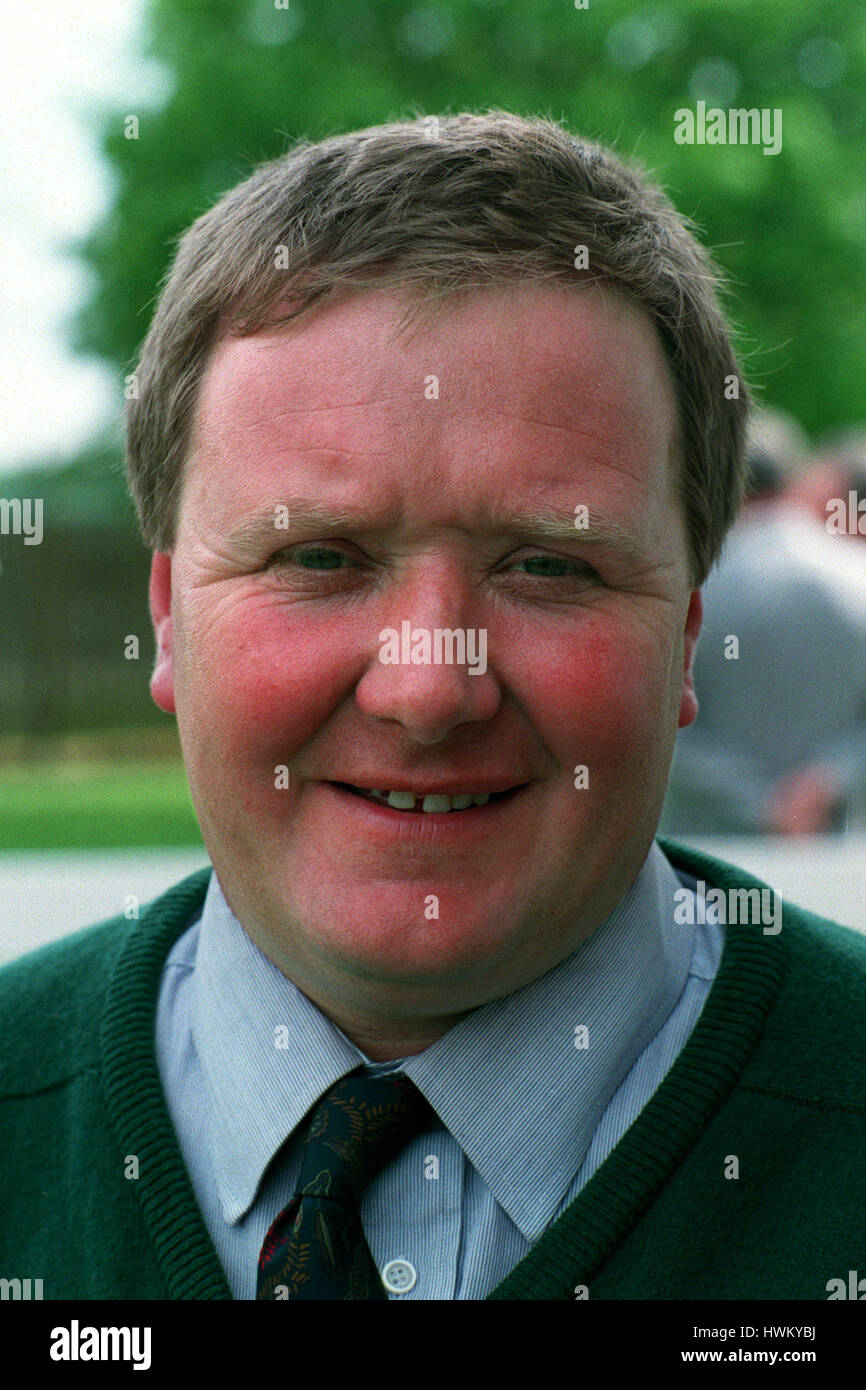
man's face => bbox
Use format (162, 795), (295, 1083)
(150, 283), (701, 1049)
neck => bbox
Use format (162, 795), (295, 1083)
(310, 997), (472, 1062)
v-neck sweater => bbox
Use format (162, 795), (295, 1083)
(1, 838), (864, 1300)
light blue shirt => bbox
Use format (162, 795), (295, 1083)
(155, 843), (722, 1299)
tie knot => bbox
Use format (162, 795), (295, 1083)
(296, 1069), (432, 1207)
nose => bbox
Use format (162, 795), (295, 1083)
(354, 561), (501, 744)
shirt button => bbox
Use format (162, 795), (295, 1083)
(381, 1259), (417, 1294)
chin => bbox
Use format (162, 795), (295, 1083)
(260, 889), (518, 987)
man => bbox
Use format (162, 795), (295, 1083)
(2, 112), (865, 1302)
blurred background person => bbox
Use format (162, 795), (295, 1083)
(786, 427), (866, 541)
(661, 406), (866, 837)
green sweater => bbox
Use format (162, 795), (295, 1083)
(1, 838), (864, 1301)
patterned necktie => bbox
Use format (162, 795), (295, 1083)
(257, 1068), (433, 1300)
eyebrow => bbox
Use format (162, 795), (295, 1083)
(501, 507), (644, 558)
(224, 500), (370, 555)
(224, 498), (645, 563)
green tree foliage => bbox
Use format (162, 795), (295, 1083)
(73, 0), (866, 434)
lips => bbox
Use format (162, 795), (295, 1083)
(328, 782), (526, 814)
(328, 776), (526, 797)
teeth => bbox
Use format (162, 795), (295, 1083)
(387, 791), (417, 810)
(362, 788), (495, 812)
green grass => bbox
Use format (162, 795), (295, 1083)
(0, 761), (204, 849)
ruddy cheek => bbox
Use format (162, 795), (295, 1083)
(193, 609), (355, 767)
(541, 637), (658, 775)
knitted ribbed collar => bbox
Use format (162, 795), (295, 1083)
(100, 838), (785, 1300)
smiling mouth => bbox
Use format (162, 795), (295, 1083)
(329, 782), (525, 814)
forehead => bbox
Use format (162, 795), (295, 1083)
(186, 282), (680, 530)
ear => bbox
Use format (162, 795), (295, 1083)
(677, 588), (702, 729)
(149, 552), (176, 714)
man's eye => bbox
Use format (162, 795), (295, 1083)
(265, 547), (599, 584)
(271, 546), (353, 571)
(509, 554), (600, 581)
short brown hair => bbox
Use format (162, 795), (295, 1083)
(126, 109), (749, 583)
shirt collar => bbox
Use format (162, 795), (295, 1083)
(191, 843), (694, 1240)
